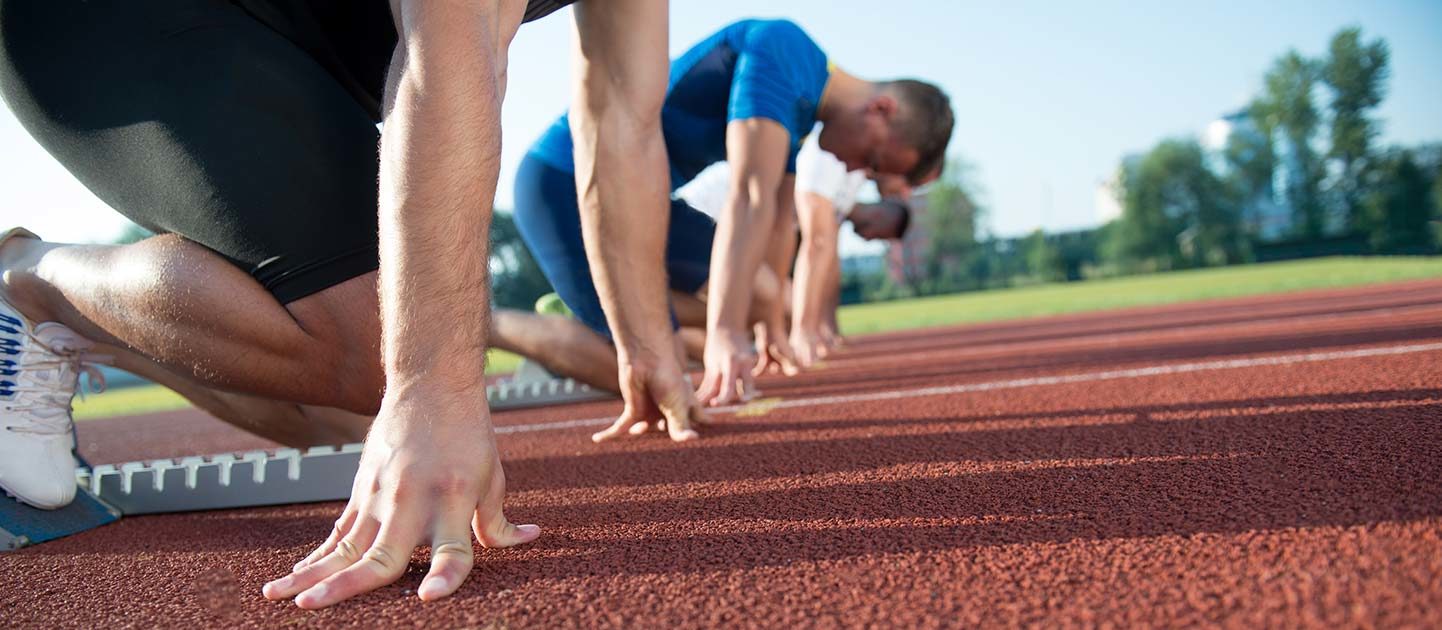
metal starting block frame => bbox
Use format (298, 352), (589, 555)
(1, 367), (615, 550)
(487, 360), (614, 410)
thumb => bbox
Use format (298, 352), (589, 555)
(472, 474), (540, 548)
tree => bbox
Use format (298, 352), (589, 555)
(1362, 149), (1436, 254)
(489, 210), (552, 310)
(1117, 139), (1242, 269)
(1021, 229), (1061, 282)
(918, 159), (984, 294)
(1435, 160), (1442, 248)
(1255, 50), (1326, 240)
(1321, 27), (1389, 231)
(1225, 102), (1277, 208)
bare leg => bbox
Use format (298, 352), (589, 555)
(676, 327), (705, 364)
(0, 233), (385, 414)
(108, 348), (371, 445)
(490, 309), (619, 393)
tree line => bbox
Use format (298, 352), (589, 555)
(856, 26), (1440, 302)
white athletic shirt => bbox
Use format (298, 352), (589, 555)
(794, 131), (869, 218)
(676, 127), (870, 220)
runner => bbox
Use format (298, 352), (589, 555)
(0, 0), (673, 608)
(512, 19), (954, 441)
(791, 134), (920, 366)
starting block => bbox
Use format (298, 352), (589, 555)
(0, 488), (119, 551)
(487, 361), (614, 409)
(1, 369), (615, 550)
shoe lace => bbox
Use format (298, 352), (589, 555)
(2, 328), (111, 435)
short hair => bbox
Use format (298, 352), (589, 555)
(880, 79), (954, 185)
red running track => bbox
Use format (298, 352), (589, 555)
(3, 280), (1441, 628)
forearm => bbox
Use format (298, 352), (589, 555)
(792, 195), (840, 333)
(792, 234), (836, 331)
(378, 8), (508, 400)
(823, 249), (842, 327)
(570, 1), (672, 367)
(707, 192), (777, 335)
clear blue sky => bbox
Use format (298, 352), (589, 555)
(2, 0), (1439, 248)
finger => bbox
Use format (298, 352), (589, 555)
(694, 367), (721, 405)
(264, 513), (380, 601)
(708, 362), (738, 407)
(739, 363), (759, 402)
(688, 398), (713, 426)
(294, 509), (427, 609)
(772, 344), (801, 377)
(417, 503), (479, 602)
(652, 379), (700, 442)
(592, 409), (643, 443)
(294, 507), (358, 572)
(751, 352), (770, 378)
(472, 499), (541, 550)
(628, 420), (652, 435)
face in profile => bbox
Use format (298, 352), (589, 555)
(818, 96), (922, 179)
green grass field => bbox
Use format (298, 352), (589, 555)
(73, 256), (1442, 421)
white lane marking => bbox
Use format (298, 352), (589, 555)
(493, 341), (1442, 435)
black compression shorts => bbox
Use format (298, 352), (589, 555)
(0, 0), (576, 303)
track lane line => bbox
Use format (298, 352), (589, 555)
(494, 341), (1442, 435)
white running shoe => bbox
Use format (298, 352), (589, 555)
(0, 250), (108, 509)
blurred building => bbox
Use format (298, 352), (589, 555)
(1204, 108), (1294, 241)
(886, 190), (931, 283)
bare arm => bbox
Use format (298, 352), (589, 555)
(263, 0), (540, 609)
(821, 246), (844, 346)
(790, 190), (841, 366)
(695, 119), (790, 406)
(753, 175), (800, 376)
(570, 1), (703, 442)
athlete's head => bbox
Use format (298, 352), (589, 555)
(818, 79), (954, 186)
(848, 198), (912, 241)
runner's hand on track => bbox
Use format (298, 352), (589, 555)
(592, 346), (707, 442)
(696, 327), (760, 406)
(790, 326), (830, 369)
(262, 395), (539, 608)
(754, 320), (800, 377)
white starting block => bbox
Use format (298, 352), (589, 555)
(486, 361), (615, 410)
(1, 368), (615, 550)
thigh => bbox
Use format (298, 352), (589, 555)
(511, 156), (614, 339)
(665, 198), (718, 294)
(0, 0), (385, 304)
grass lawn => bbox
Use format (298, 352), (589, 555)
(73, 348), (523, 421)
(839, 256), (1442, 334)
(74, 256), (1442, 420)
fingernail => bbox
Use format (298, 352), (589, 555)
(265, 576), (292, 594)
(297, 584), (326, 607)
(418, 576), (447, 599)
(517, 524), (541, 537)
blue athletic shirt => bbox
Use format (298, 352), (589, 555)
(526, 19), (830, 190)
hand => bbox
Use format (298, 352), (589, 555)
(789, 326), (829, 369)
(696, 327), (759, 406)
(262, 392), (540, 608)
(754, 320), (800, 377)
(819, 319), (844, 353)
(592, 346), (707, 443)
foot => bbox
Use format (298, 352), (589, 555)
(0, 283), (107, 509)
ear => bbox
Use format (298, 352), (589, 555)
(868, 94), (900, 119)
